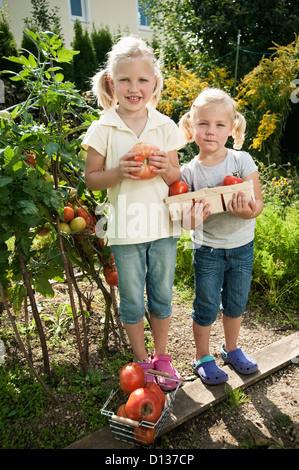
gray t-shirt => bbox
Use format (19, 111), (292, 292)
(180, 149), (258, 249)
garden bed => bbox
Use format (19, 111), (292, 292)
(1, 280), (298, 449)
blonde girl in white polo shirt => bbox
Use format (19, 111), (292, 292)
(83, 36), (185, 389)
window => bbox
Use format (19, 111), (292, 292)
(68, 0), (90, 23)
(70, 0), (83, 17)
(138, 1), (152, 29)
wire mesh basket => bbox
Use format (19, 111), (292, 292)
(101, 369), (180, 446)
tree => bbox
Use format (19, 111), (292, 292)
(23, 0), (63, 37)
(72, 20), (97, 91)
(144, 0), (299, 78)
(21, 0), (63, 60)
(0, 12), (19, 74)
(90, 25), (113, 69)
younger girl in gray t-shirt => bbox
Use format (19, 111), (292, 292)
(179, 88), (263, 386)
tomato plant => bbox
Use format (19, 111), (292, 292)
(223, 175), (243, 185)
(169, 180), (188, 196)
(145, 382), (165, 408)
(125, 388), (162, 423)
(133, 426), (155, 445)
(119, 362), (145, 394)
(0, 30), (119, 381)
(130, 142), (159, 180)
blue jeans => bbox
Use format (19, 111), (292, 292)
(192, 241), (254, 327)
(111, 237), (177, 324)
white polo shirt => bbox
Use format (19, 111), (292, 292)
(82, 106), (186, 245)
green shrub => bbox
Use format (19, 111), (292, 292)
(253, 198), (299, 311)
(174, 231), (194, 289)
(90, 25), (112, 68)
(72, 20), (97, 91)
(0, 13), (19, 74)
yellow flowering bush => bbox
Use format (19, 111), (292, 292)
(250, 111), (281, 152)
(158, 65), (208, 122)
(236, 36), (299, 163)
(158, 65), (234, 122)
(258, 162), (299, 210)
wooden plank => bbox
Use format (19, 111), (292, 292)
(66, 332), (298, 449)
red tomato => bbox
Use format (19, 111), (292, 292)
(98, 237), (107, 248)
(64, 206), (75, 222)
(76, 206), (89, 220)
(145, 382), (165, 408)
(169, 181), (188, 196)
(24, 153), (36, 168)
(130, 142), (160, 180)
(133, 426), (155, 445)
(103, 253), (115, 266)
(103, 265), (118, 286)
(116, 404), (128, 418)
(223, 175), (243, 185)
(119, 363), (145, 394)
(125, 388), (162, 423)
(37, 225), (51, 237)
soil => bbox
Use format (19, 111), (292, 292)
(3, 282), (299, 450)
(152, 293), (299, 450)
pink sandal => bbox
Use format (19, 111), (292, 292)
(135, 359), (156, 383)
(151, 354), (182, 391)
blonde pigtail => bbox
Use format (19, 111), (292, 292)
(91, 69), (117, 111)
(179, 112), (194, 143)
(232, 111), (246, 150)
(149, 67), (163, 108)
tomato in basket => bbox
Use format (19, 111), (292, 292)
(116, 404), (127, 418)
(125, 387), (162, 423)
(145, 381), (165, 408)
(223, 175), (243, 185)
(134, 426), (156, 445)
(119, 362), (145, 394)
(169, 181), (188, 196)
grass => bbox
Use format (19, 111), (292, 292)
(223, 387), (250, 412)
(0, 332), (132, 449)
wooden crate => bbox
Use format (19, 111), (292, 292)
(165, 181), (255, 221)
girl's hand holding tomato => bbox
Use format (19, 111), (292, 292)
(118, 152), (144, 180)
(128, 142), (160, 180)
(147, 150), (170, 176)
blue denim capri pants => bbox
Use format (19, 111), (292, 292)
(192, 241), (254, 327)
(111, 237), (177, 324)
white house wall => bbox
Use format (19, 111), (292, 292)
(3, 0), (153, 49)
